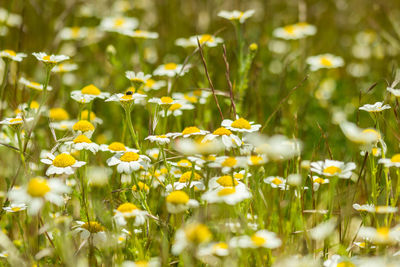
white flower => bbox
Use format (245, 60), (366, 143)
(217, 10), (255, 23)
(73, 221), (107, 245)
(107, 151), (150, 174)
(8, 177), (70, 215)
(175, 34), (224, 48)
(113, 202), (149, 226)
(264, 176), (287, 190)
(273, 22), (316, 40)
(353, 203), (375, 212)
(324, 255), (355, 267)
(201, 185), (251, 205)
(64, 135), (100, 153)
(340, 121), (382, 146)
(19, 77), (53, 91)
(306, 54), (344, 71)
(3, 203), (27, 213)
(153, 63), (191, 77)
(309, 218), (336, 241)
(221, 117), (261, 133)
(159, 101), (195, 117)
(32, 52), (69, 64)
(172, 223), (212, 254)
(120, 29), (159, 39)
(51, 63), (78, 73)
(49, 120), (75, 131)
(359, 102), (391, 112)
(358, 225), (400, 244)
(0, 116), (33, 126)
(145, 148), (160, 160)
(165, 190), (199, 214)
(229, 230), (282, 249)
(125, 71), (151, 84)
(197, 242), (230, 257)
(143, 79), (166, 91)
(105, 92), (147, 103)
(378, 154), (400, 168)
(71, 84), (110, 103)
(173, 90), (211, 105)
(202, 127), (242, 148)
(312, 176), (329, 191)
(167, 126), (209, 139)
(0, 49), (26, 62)
(41, 152), (86, 176)
(122, 258), (160, 267)
(208, 156), (247, 173)
(100, 16), (138, 33)
(145, 135), (170, 145)
(311, 160), (356, 178)
(58, 26), (88, 40)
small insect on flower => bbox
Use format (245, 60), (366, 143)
(3, 203), (27, 213)
(100, 16), (138, 33)
(153, 63), (191, 77)
(106, 90), (147, 103)
(0, 49), (26, 62)
(165, 190), (199, 214)
(378, 154), (400, 168)
(172, 223), (212, 255)
(107, 151), (150, 174)
(359, 101), (391, 113)
(73, 221), (107, 245)
(273, 22), (316, 40)
(306, 54), (344, 71)
(64, 134), (100, 153)
(358, 225), (400, 245)
(221, 117), (261, 133)
(264, 176), (287, 190)
(310, 159), (356, 179)
(229, 230), (282, 249)
(71, 84), (110, 103)
(113, 202), (149, 226)
(218, 10), (255, 24)
(145, 135), (170, 145)
(8, 177), (70, 215)
(32, 52), (69, 65)
(41, 152), (86, 176)
(175, 34), (224, 48)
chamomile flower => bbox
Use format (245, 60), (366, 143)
(166, 171), (205, 192)
(59, 26), (88, 40)
(340, 122), (382, 147)
(64, 135), (100, 153)
(264, 176), (287, 190)
(51, 63), (78, 73)
(172, 223), (212, 254)
(247, 154), (268, 166)
(166, 190), (199, 214)
(143, 79), (166, 91)
(73, 221), (107, 244)
(233, 170), (251, 180)
(145, 148), (160, 160)
(0, 49), (26, 62)
(71, 84), (110, 103)
(169, 159), (201, 170)
(80, 110), (103, 125)
(173, 138), (224, 155)
(148, 96), (177, 106)
(125, 71), (151, 84)
(306, 54), (344, 71)
(3, 203), (27, 213)
(8, 177), (70, 215)
(359, 102), (391, 112)
(218, 10), (255, 23)
(107, 151), (150, 174)
(197, 242), (230, 258)
(159, 101), (195, 117)
(15, 101), (42, 116)
(208, 175), (241, 189)
(202, 127), (242, 148)
(72, 120), (95, 137)
(100, 16), (138, 33)
(175, 34), (224, 48)
(145, 135), (170, 145)
(105, 91), (147, 103)
(41, 152), (86, 176)
(353, 203), (375, 213)
(221, 117), (261, 133)
(122, 259), (160, 267)
(387, 84), (400, 97)
(122, 29), (159, 39)
(323, 255), (356, 267)
(153, 63), (191, 77)
(19, 77), (53, 91)
(202, 185), (251, 205)
(173, 90), (211, 105)
(32, 52), (69, 65)
(113, 202), (148, 226)
(378, 154), (400, 168)
(273, 22), (316, 40)
(358, 226), (400, 244)
(209, 156), (247, 173)
(310, 160), (356, 178)
(49, 120), (75, 131)
(229, 230), (282, 249)
(312, 176), (329, 191)
(0, 116), (33, 127)
(167, 126), (209, 139)
(48, 108), (70, 121)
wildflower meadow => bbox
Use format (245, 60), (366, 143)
(1, 0), (400, 266)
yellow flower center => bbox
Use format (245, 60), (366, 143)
(362, 129), (381, 139)
(117, 203), (138, 213)
(182, 126), (201, 135)
(320, 57), (333, 67)
(283, 25), (295, 34)
(169, 103), (182, 111)
(377, 227), (389, 239)
(314, 177), (325, 184)
(323, 166), (341, 175)
(222, 157), (237, 167)
(179, 171), (201, 183)
(372, 147), (379, 156)
(120, 152), (140, 162)
(164, 63), (177, 70)
(81, 110), (96, 121)
(81, 221), (105, 233)
(108, 142), (126, 151)
(177, 159), (192, 167)
(250, 155), (263, 165)
(161, 96), (174, 104)
(27, 177), (50, 197)
(134, 261), (149, 267)
(213, 127), (232, 136)
(43, 55), (52, 61)
(166, 190), (189, 204)
(30, 101), (39, 109)
(52, 153), (76, 167)
(218, 187), (236, 196)
(73, 120), (95, 132)
(157, 135), (167, 138)
(4, 49), (16, 56)
(49, 108), (69, 121)
(184, 95), (197, 103)
(213, 242), (228, 250)
(184, 223), (212, 244)
(251, 234), (266, 246)
(202, 155), (216, 161)
(145, 79), (155, 87)
(199, 34), (214, 44)
(73, 135), (92, 143)
(11, 207), (21, 212)
(132, 182), (149, 192)
(71, 27), (80, 38)
(337, 262), (355, 267)
(231, 118), (251, 129)
(234, 173), (244, 179)
(114, 18), (125, 27)
(391, 154), (400, 163)
(9, 118), (23, 124)
(81, 84), (101, 95)
(272, 177), (283, 185)
(217, 175), (238, 187)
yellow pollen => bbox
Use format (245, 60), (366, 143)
(81, 110), (96, 121)
(81, 84), (101, 95)
(114, 18), (125, 27)
(27, 177), (50, 197)
(73, 135), (92, 143)
(231, 118), (251, 129)
(184, 223), (212, 244)
(182, 126), (201, 135)
(108, 142), (126, 151)
(184, 95), (197, 103)
(217, 175), (238, 187)
(337, 262), (356, 267)
(314, 177), (325, 184)
(177, 159), (192, 167)
(134, 261), (149, 267)
(30, 101), (39, 109)
(166, 190), (189, 204)
(377, 227), (389, 238)
(71, 27), (80, 37)
(218, 187), (236, 196)
(391, 154), (400, 163)
(73, 120), (95, 132)
(323, 166), (341, 175)
(52, 153), (76, 167)
(164, 63), (177, 70)
(222, 157), (237, 167)
(320, 57), (333, 67)
(234, 173), (244, 179)
(272, 177), (283, 185)
(11, 207), (21, 212)
(117, 203), (138, 213)
(283, 25), (295, 34)
(199, 34), (214, 44)
(49, 108), (69, 121)
(161, 96), (174, 104)
(250, 155), (263, 165)
(132, 182), (149, 192)
(251, 234), (266, 246)
(169, 103), (182, 111)
(120, 152), (140, 162)
(145, 79), (155, 87)
(4, 49), (16, 56)
(179, 171), (201, 183)
(81, 221), (105, 233)
(213, 127), (232, 136)
(43, 55), (52, 61)
(9, 118), (23, 124)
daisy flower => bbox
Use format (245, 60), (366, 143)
(148, 96), (178, 106)
(0, 49), (26, 62)
(107, 151), (150, 174)
(32, 52), (69, 65)
(125, 71), (151, 85)
(122, 29), (159, 39)
(229, 230), (282, 249)
(8, 177), (70, 215)
(202, 127), (242, 148)
(202, 185), (251, 205)
(247, 154), (268, 166)
(100, 16), (138, 33)
(172, 223), (212, 255)
(113, 202), (148, 226)
(167, 126), (210, 139)
(169, 158), (201, 170)
(58, 26), (88, 40)
(146, 148), (160, 160)
(378, 154), (400, 168)
(122, 259), (160, 267)
(153, 63), (191, 77)
(359, 102), (391, 112)
(217, 10), (255, 23)
(145, 135), (170, 145)
(166, 171), (205, 192)
(174, 138), (224, 156)
(51, 63), (78, 73)
(105, 91), (147, 103)
(208, 175), (242, 190)
(73, 221), (107, 245)
(71, 84), (110, 103)
(309, 218), (337, 241)
(221, 117), (261, 133)
(64, 135), (100, 153)
(323, 255), (356, 267)
(233, 170), (251, 180)
(165, 190), (199, 214)
(353, 203), (375, 213)
(19, 77), (53, 91)
(48, 108), (70, 121)
(159, 101), (195, 117)
(306, 54), (344, 71)
(340, 121), (382, 146)
(143, 78), (166, 91)
(208, 156), (247, 173)
(3, 203), (27, 213)
(273, 22), (316, 40)
(264, 176), (287, 190)
(312, 176), (329, 191)
(41, 152), (86, 176)
(173, 90), (211, 105)
(310, 160), (356, 178)
(80, 110), (103, 125)
(358, 226), (400, 244)
(72, 120), (95, 137)
(175, 34), (224, 48)
(49, 120), (75, 131)
(0, 116), (33, 127)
